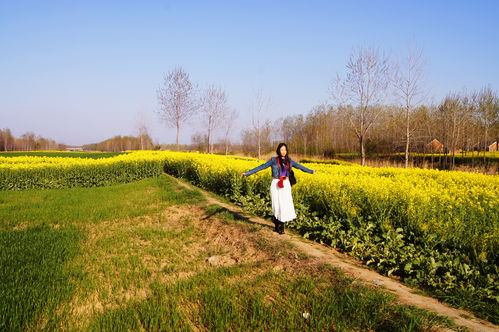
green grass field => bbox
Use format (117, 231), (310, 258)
(0, 175), (460, 331)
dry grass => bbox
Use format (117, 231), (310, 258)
(67, 200), (330, 329)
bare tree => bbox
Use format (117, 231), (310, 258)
(221, 107), (238, 155)
(21, 132), (36, 151)
(200, 86), (228, 153)
(475, 86), (499, 159)
(191, 132), (207, 152)
(0, 128), (14, 151)
(393, 43), (427, 168)
(157, 67), (198, 150)
(332, 46), (392, 165)
(438, 93), (472, 169)
(135, 112), (153, 150)
(241, 120), (272, 157)
(250, 89), (271, 159)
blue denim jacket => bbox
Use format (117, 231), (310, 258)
(245, 157), (314, 178)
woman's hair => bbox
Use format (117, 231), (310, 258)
(276, 142), (289, 158)
(276, 143), (290, 169)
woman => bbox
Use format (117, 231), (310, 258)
(241, 143), (316, 234)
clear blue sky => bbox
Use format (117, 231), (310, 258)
(1, 0), (498, 146)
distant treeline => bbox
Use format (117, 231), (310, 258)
(0, 129), (155, 153)
(0, 151), (123, 158)
(0, 129), (62, 151)
(83, 134), (155, 152)
(238, 91), (498, 166)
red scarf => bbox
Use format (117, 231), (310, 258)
(277, 157), (290, 188)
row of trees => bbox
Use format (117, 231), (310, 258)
(0, 129), (156, 153)
(236, 46), (498, 167)
(83, 134), (155, 152)
(158, 46), (497, 168)
(328, 46), (498, 166)
(155, 66), (280, 158)
(156, 67), (238, 154)
(0, 129), (62, 151)
(6, 45), (496, 165)
(275, 88), (497, 161)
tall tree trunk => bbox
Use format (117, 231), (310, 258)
(359, 135), (365, 166)
(207, 127), (211, 153)
(257, 128), (261, 160)
(176, 123), (180, 151)
(405, 107), (410, 168)
(316, 130), (320, 156)
(483, 127), (488, 162)
(451, 117), (457, 170)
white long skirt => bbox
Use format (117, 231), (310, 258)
(270, 178), (297, 222)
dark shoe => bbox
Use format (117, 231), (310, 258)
(272, 217), (279, 233)
(278, 221), (285, 235)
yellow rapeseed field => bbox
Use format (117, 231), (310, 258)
(1, 150), (497, 258)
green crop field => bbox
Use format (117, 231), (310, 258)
(0, 175), (458, 331)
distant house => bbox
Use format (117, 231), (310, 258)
(426, 139), (443, 152)
(489, 141), (498, 152)
(66, 146), (83, 152)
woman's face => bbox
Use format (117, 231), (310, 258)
(279, 145), (287, 157)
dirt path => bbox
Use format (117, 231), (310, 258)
(171, 175), (498, 332)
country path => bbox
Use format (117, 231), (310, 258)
(170, 174), (498, 332)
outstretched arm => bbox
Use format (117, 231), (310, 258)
(241, 158), (273, 177)
(290, 159), (315, 174)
